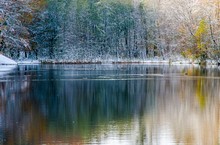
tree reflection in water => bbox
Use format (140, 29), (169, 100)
(0, 65), (220, 145)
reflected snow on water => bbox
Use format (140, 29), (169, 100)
(0, 65), (17, 76)
(0, 64), (220, 145)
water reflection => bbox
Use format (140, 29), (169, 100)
(0, 65), (220, 145)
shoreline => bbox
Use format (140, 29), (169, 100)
(16, 59), (219, 66)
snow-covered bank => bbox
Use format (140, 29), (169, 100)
(0, 54), (17, 65)
(41, 59), (198, 65)
(40, 59), (205, 65)
(17, 60), (40, 65)
(13, 56), (219, 66)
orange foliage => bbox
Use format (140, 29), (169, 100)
(19, 0), (47, 24)
(28, 0), (47, 11)
(19, 12), (34, 24)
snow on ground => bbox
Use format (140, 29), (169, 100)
(0, 54), (17, 65)
(17, 60), (40, 65)
(0, 53), (218, 66)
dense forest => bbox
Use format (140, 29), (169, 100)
(1, 0), (220, 62)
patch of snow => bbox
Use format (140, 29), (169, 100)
(0, 54), (17, 65)
(17, 60), (40, 65)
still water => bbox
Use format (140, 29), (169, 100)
(0, 64), (220, 145)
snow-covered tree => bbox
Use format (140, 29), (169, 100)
(0, 0), (31, 58)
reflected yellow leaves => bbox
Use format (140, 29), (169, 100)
(196, 77), (206, 109)
(144, 67), (220, 145)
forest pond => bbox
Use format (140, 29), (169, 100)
(0, 64), (220, 145)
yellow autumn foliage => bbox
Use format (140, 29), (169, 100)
(194, 19), (209, 60)
(183, 19), (209, 60)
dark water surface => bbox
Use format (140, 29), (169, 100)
(0, 64), (220, 145)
